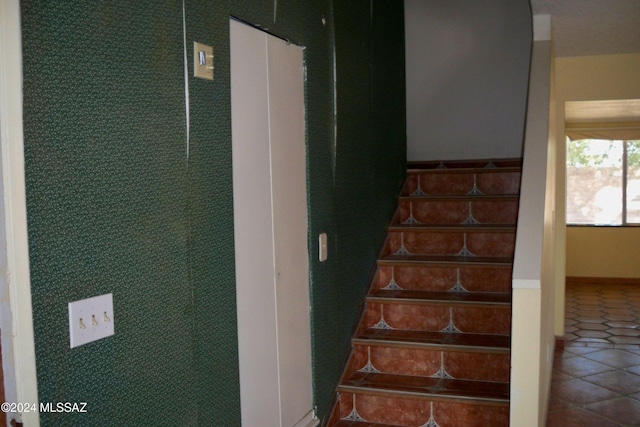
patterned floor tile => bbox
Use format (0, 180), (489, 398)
(548, 282), (640, 426)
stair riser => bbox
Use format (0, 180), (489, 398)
(374, 265), (512, 293)
(366, 302), (511, 335)
(347, 345), (510, 383)
(403, 171), (521, 197)
(336, 392), (509, 427)
(395, 200), (518, 225)
(386, 231), (515, 258)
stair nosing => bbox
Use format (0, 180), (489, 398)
(387, 224), (516, 232)
(332, 421), (408, 427)
(353, 329), (511, 352)
(406, 166), (521, 174)
(352, 337), (511, 353)
(337, 384), (510, 405)
(378, 254), (513, 267)
(367, 295), (511, 308)
(407, 158), (521, 172)
(337, 373), (510, 405)
(398, 194), (519, 201)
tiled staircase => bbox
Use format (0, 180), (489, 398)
(326, 159), (522, 427)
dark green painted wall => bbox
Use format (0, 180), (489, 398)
(327, 0), (406, 415)
(21, 0), (405, 425)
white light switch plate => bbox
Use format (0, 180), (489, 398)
(68, 293), (114, 348)
(319, 233), (328, 262)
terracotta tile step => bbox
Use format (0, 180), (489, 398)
(346, 343), (510, 382)
(373, 264), (513, 294)
(402, 169), (521, 197)
(368, 289), (511, 306)
(333, 390), (510, 426)
(406, 167), (521, 175)
(338, 372), (510, 404)
(407, 158), (522, 170)
(398, 194), (519, 202)
(394, 197), (519, 226)
(379, 254), (513, 267)
(384, 228), (515, 258)
(332, 421), (403, 427)
(388, 224), (516, 232)
(354, 329), (510, 352)
(364, 300), (511, 335)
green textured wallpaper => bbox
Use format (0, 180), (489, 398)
(21, 0), (405, 424)
(184, 1), (241, 425)
(22, 1), (197, 425)
(325, 1), (407, 416)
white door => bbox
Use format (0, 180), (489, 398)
(230, 19), (316, 427)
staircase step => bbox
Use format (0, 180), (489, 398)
(373, 264), (512, 293)
(339, 372), (509, 403)
(399, 195), (519, 202)
(327, 159), (519, 427)
(385, 227), (516, 258)
(354, 329), (510, 351)
(407, 158), (522, 170)
(368, 289), (511, 305)
(363, 300), (511, 335)
(403, 167), (521, 197)
(407, 166), (521, 174)
(395, 196), (519, 225)
(346, 342), (510, 382)
(379, 254), (512, 266)
(388, 224), (515, 231)
(333, 421), (404, 427)
(334, 389), (509, 426)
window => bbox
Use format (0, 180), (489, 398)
(566, 139), (640, 225)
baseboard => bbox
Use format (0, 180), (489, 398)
(566, 276), (640, 286)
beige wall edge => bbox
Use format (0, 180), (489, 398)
(510, 39), (557, 427)
(0, 1), (40, 426)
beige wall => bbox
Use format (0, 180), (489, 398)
(555, 53), (640, 280)
(555, 53), (640, 103)
(566, 227), (640, 278)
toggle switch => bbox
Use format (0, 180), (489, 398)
(68, 293), (115, 348)
(193, 41), (214, 80)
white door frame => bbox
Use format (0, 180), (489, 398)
(0, 1), (40, 425)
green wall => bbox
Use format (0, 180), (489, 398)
(21, 0), (405, 425)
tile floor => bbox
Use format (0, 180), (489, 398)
(546, 281), (640, 426)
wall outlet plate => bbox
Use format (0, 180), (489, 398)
(319, 233), (328, 262)
(68, 293), (114, 348)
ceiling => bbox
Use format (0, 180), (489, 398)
(530, 0), (640, 57)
